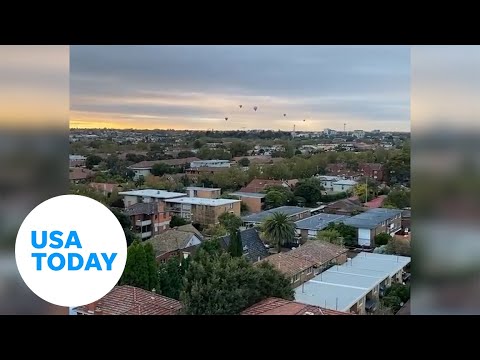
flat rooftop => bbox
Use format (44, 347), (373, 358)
(242, 206), (311, 224)
(230, 192), (266, 199)
(294, 252), (411, 312)
(343, 208), (403, 229)
(119, 189), (186, 199)
(164, 197), (240, 206)
(295, 213), (349, 231)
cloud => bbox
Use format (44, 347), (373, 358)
(70, 45), (410, 131)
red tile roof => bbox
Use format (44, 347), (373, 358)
(69, 167), (95, 181)
(89, 182), (122, 193)
(240, 179), (284, 193)
(75, 285), (182, 315)
(364, 195), (387, 208)
(257, 252), (316, 278)
(241, 297), (352, 315)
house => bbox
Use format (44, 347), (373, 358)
(241, 297), (352, 315)
(332, 179), (357, 193)
(190, 159), (230, 168)
(69, 167), (95, 184)
(143, 226), (203, 262)
(294, 252), (411, 314)
(325, 163), (361, 179)
(73, 285), (182, 315)
(342, 208), (403, 247)
(257, 241), (347, 286)
(232, 155), (275, 166)
(89, 182), (122, 197)
(242, 206), (311, 227)
(129, 157), (200, 180)
(164, 197), (241, 227)
(316, 175), (343, 191)
(239, 179), (285, 193)
(69, 154), (86, 167)
(185, 186), (221, 199)
(295, 213), (350, 241)
(230, 191), (266, 213)
(323, 198), (365, 216)
(218, 228), (269, 263)
(359, 163), (384, 181)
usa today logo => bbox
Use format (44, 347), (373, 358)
(15, 195), (127, 308)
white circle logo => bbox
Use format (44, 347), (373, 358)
(15, 195), (127, 308)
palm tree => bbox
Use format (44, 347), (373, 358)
(261, 212), (296, 253)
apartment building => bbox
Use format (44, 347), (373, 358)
(190, 159), (231, 168)
(185, 186), (221, 199)
(164, 197), (241, 227)
(119, 189), (187, 239)
(230, 191), (266, 213)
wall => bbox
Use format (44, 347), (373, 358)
(289, 210), (311, 222)
(239, 196), (263, 213)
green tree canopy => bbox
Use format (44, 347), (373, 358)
(227, 229), (243, 257)
(317, 229), (343, 246)
(323, 222), (357, 247)
(151, 163), (175, 176)
(119, 241), (158, 291)
(218, 212), (242, 233)
(261, 212), (296, 252)
(86, 154), (103, 169)
(265, 190), (288, 209)
(238, 157), (251, 167)
(293, 178), (324, 206)
(170, 215), (188, 228)
(374, 232), (392, 246)
(229, 141), (250, 157)
(181, 251), (293, 315)
(384, 188), (410, 209)
(157, 255), (190, 300)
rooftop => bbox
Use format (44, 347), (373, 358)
(342, 208), (403, 229)
(287, 241), (348, 266)
(242, 206), (311, 224)
(219, 228), (269, 263)
(124, 202), (158, 216)
(129, 157), (200, 169)
(230, 191), (266, 199)
(164, 197), (240, 206)
(144, 229), (201, 257)
(241, 297), (352, 315)
(119, 189), (186, 199)
(332, 179), (357, 186)
(295, 213), (349, 231)
(294, 252), (411, 312)
(257, 252), (316, 278)
(185, 186), (221, 192)
(74, 285), (182, 315)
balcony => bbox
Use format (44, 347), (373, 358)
(136, 219), (152, 227)
(140, 231), (152, 239)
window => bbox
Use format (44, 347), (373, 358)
(292, 274), (300, 282)
(306, 267), (313, 275)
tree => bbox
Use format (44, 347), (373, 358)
(262, 162), (292, 180)
(265, 190), (288, 209)
(317, 229), (343, 246)
(293, 178), (323, 206)
(193, 139), (204, 149)
(374, 233), (392, 246)
(134, 175), (145, 188)
(157, 255), (190, 300)
(218, 212), (242, 233)
(229, 141), (250, 157)
(385, 283), (410, 304)
(110, 208), (138, 246)
(177, 150), (196, 158)
(238, 157), (250, 167)
(204, 224), (228, 237)
(323, 222), (357, 247)
(353, 183), (374, 202)
(119, 241), (158, 291)
(181, 250), (293, 315)
(86, 154), (103, 169)
(384, 188), (410, 209)
(261, 212), (296, 252)
(227, 229), (243, 257)
(170, 215), (188, 228)
(151, 163), (174, 176)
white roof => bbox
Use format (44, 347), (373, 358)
(332, 180), (357, 186)
(164, 197), (240, 206)
(295, 252), (410, 311)
(119, 189), (186, 199)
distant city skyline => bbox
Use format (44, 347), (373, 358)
(70, 46), (410, 132)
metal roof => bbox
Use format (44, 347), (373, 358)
(295, 213), (349, 231)
(294, 252), (411, 312)
(242, 206), (311, 224)
(342, 208), (403, 229)
(164, 197), (240, 206)
(230, 192), (266, 199)
(119, 189), (186, 199)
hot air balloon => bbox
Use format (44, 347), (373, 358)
(253, 106), (258, 112)
(225, 117), (228, 121)
(303, 119), (306, 122)
(239, 105), (243, 108)
(283, 113), (287, 117)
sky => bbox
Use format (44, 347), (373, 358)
(70, 45), (411, 132)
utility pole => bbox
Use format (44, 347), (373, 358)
(365, 176), (368, 204)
